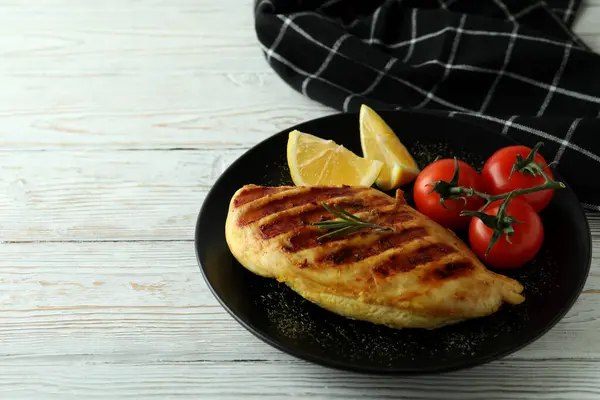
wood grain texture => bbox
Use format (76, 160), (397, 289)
(1, 361), (600, 400)
(0, 0), (330, 150)
(0, 0), (599, 398)
(0, 149), (242, 241)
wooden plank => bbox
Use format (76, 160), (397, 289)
(0, 241), (598, 364)
(0, 149), (240, 241)
(0, 62), (330, 150)
(0, 360), (599, 399)
(0, 0), (331, 150)
(0, 93), (329, 150)
(1, 149), (599, 241)
(0, 241), (277, 363)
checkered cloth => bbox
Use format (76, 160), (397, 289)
(254, 0), (600, 211)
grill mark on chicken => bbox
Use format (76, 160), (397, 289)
(362, 208), (417, 227)
(371, 243), (457, 277)
(407, 243), (456, 265)
(372, 208), (416, 226)
(372, 254), (417, 277)
(282, 230), (370, 253)
(281, 208), (415, 253)
(238, 186), (363, 226)
(421, 261), (474, 283)
(259, 196), (392, 239)
(318, 227), (431, 265)
(233, 186), (281, 208)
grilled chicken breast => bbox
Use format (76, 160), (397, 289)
(225, 184), (525, 329)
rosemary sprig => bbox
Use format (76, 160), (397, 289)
(311, 202), (392, 240)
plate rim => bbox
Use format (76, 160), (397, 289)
(194, 110), (593, 374)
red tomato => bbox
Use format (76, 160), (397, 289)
(481, 145), (554, 212)
(413, 159), (484, 230)
(468, 198), (544, 269)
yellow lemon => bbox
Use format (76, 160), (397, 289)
(359, 104), (420, 190)
(287, 129), (383, 187)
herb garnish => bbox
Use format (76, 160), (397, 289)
(311, 203), (392, 240)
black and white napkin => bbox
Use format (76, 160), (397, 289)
(254, 0), (600, 211)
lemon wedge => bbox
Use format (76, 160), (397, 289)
(359, 104), (420, 190)
(287, 129), (383, 187)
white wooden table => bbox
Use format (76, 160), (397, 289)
(1, 1), (599, 398)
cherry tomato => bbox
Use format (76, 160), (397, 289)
(481, 145), (555, 212)
(468, 198), (543, 269)
(413, 159), (484, 230)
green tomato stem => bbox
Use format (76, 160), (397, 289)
(449, 169), (564, 210)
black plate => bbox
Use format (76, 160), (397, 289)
(195, 110), (591, 374)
